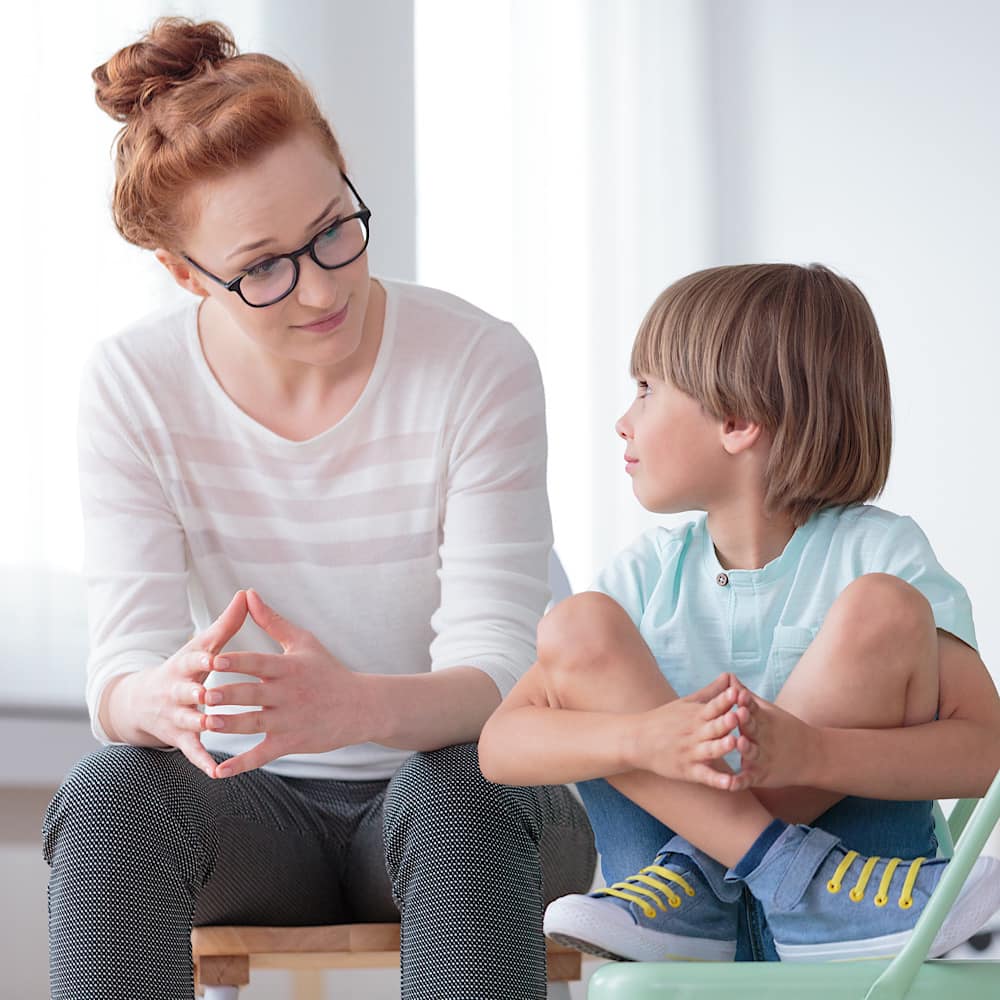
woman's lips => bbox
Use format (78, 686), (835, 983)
(297, 302), (348, 333)
(625, 455), (638, 474)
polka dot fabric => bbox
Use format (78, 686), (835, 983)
(43, 742), (595, 999)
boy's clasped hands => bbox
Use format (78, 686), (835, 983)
(648, 671), (813, 793)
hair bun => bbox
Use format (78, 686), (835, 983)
(93, 17), (238, 122)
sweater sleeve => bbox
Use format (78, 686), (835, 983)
(78, 346), (194, 742)
(429, 322), (552, 698)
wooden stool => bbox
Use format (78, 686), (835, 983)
(192, 923), (582, 999)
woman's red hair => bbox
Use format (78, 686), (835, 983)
(93, 17), (346, 250)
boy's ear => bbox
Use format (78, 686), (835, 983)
(719, 415), (763, 456)
(154, 248), (210, 298)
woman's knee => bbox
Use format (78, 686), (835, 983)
(43, 744), (211, 865)
(383, 743), (542, 857)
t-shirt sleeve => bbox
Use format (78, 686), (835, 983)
(589, 530), (664, 629)
(429, 322), (552, 698)
(78, 347), (194, 742)
(870, 515), (977, 650)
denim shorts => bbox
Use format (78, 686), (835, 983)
(575, 778), (937, 961)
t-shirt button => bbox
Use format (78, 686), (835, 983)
(716, 572), (729, 587)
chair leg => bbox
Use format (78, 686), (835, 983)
(546, 982), (572, 1000)
(202, 989), (240, 1000)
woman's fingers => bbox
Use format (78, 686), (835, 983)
(205, 710), (267, 735)
(176, 733), (221, 779)
(204, 682), (269, 707)
(211, 651), (283, 680)
(199, 590), (249, 654)
(245, 590), (301, 651)
(214, 736), (282, 779)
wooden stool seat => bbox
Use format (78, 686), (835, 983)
(192, 923), (582, 996)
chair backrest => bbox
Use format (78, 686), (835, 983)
(865, 770), (1000, 1000)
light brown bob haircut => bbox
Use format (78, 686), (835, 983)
(630, 263), (892, 526)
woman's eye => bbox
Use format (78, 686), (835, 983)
(636, 380), (650, 398)
(317, 221), (343, 243)
(245, 257), (282, 279)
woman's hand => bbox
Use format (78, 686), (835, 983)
(102, 590), (250, 777)
(628, 673), (754, 790)
(205, 590), (372, 779)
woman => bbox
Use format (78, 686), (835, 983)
(43, 17), (594, 1000)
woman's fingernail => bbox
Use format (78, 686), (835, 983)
(206, 690), (222, 706)
(208, 716), (225, 730)
(215, 657), (230, 670)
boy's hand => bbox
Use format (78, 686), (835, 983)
(630, 673), (754, 790)
(727, 692), (821, 791)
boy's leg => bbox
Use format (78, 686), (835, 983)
(533, 590), (773, 865)
(756, 573), (940, 824)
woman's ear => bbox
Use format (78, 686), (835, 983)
(154, 249), (209, 298)
(720, 415), (764, 456)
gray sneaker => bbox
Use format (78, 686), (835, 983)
(543, 835), (741, 961)
(731, 823), (1000, 962)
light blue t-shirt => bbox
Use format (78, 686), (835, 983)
(591, 504), (976, 702)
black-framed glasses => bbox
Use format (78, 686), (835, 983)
(182, 173), (372, 308)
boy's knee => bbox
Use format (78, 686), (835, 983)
(829, 574), (935, 651)
(536, 591), (633, 671)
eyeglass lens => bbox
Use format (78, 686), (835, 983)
(240, 216), (369, 306)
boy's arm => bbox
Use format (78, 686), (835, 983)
(736, 631), (1000, 801)
(478, 665), (745, 788)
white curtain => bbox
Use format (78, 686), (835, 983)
(416, 0), (717, 591)
(0, 0), (415, 707)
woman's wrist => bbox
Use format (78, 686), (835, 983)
(99, 671), (163, 747)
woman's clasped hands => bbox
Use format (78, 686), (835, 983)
(133, 588), (372, 780)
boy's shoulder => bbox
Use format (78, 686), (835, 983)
(812, 503), (922, 546)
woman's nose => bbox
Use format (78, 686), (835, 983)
(294, 256), (338, 309)
(615, 413), (631, 440)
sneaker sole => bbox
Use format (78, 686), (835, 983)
(776, 855), (1000, 962)
(543, 894), (737, 963)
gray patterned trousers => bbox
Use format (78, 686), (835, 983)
(43, 742), (596, 1000)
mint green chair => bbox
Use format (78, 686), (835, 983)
(587, 769), (1000, 999)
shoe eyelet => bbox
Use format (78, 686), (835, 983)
(849, 889), (864, 903)
(874, 895), (888, 908)
(899, 898), (913, 910)
(827, 882), (840, 894)
(668, 897), (681, 909)
(685, 887), (696, 897)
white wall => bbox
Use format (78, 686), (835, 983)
(708, 0), (1000, 675)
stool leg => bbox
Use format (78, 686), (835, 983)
(546, 983), (572, 1000)
(203, 988), (240, 1000)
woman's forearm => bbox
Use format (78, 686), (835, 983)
(808, 719), (1000, 800)
(359, 667), (504, 752)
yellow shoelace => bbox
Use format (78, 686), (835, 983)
(826, 850), (926, 910)
(596, 864), (697, 920)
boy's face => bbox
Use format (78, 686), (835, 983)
(616, 374), (727, 513)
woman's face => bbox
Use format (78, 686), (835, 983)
(168, 129), (373, 371)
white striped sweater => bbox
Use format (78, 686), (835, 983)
(78, 279), (552, 780)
